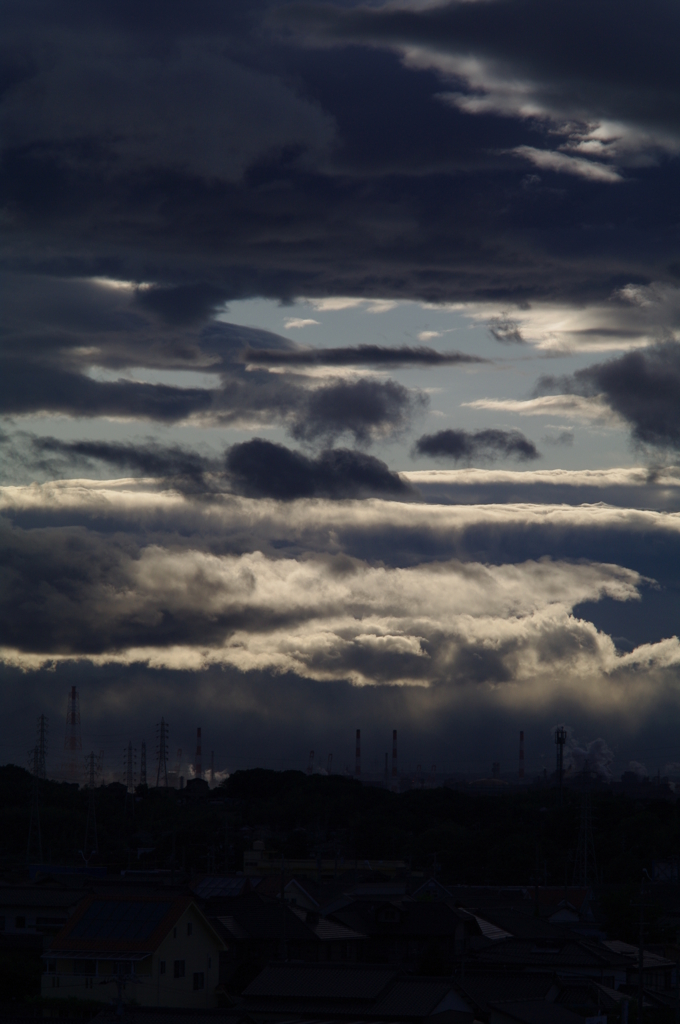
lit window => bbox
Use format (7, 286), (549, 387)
(193, 972), (204, 991)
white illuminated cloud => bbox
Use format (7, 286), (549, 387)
(303, 297), (400, 314)
(463, 395), (620, 423)
(512, 146), (622, 183)
(433, 282), (680, 353)
(284, 317), (320, 329)
(406, 46), (680, 172)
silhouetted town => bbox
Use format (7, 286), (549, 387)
(3, 742), (680, 1024)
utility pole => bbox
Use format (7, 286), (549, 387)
(124, 741), (135, 815)
(28, 714), (48, 863)
(156, 718), (168, 787)
(639, 875), (644, 1024)
(554, 726), (567, 805)
(84, 751), (100, 858)
(36, 715), (48, 779)
(63, 686), (82, 782)
(280, 852), (287, 961)
(573, 761), (598, 886)
(632, 870), (653, 1024)
(27, 744), (43, 864)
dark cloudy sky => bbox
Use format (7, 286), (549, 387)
(3, 0), (680, 783)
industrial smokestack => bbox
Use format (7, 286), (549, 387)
(355, 729), (361, 778)
(391, 729), (398, 792)
(519, 730), (525, 780)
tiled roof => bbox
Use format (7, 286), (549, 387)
(602, 940), (676, 968)
(243, 964), (397, 1001)
(458, 972), (556, 1011)
(0, 888), (84, 908)
(331, 899), (465, 937)
(488, 1000), (583, 1023)
(48, 894), (194, 954)
(289, 907), (365, 942)
(372, 980), (452, 1017)
(474, 937), (630, 968)
(192, 877), (254, 900)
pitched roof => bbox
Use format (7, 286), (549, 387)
(458, 972), (557, 1012)
(488, 1000), (584, 1023)
(473, 937), (631, 969)
(0, 888), (84, 908)
(372, 980), (454, 1017)
(243, 964), (397, 1001)
(330, 899), (465, 937)
(48, 894), (212, 955)
(192, 877), (254, 900)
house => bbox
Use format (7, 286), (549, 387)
(241, 962), (474, 1023)
(210, 891), (365, 986)
(0, 883), (83, 938)
(327, 897), (471, 968)
(487, 1001), (584, 1024)
(42, 893), (226, 1008)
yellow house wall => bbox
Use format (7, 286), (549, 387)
(41, 904), (224, 1008)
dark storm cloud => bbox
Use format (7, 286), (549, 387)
(225, 438), (413, 500)
(134, 284), (232, 326)
(540, 342), (680, 450)
(1, 0), (679, 314)
(243, 345), (486, 367)
(292, 378), (424, 445)
(296, 0), (680, 146)
(6, 432), (413, 502)
(415, 428), (540, 463)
